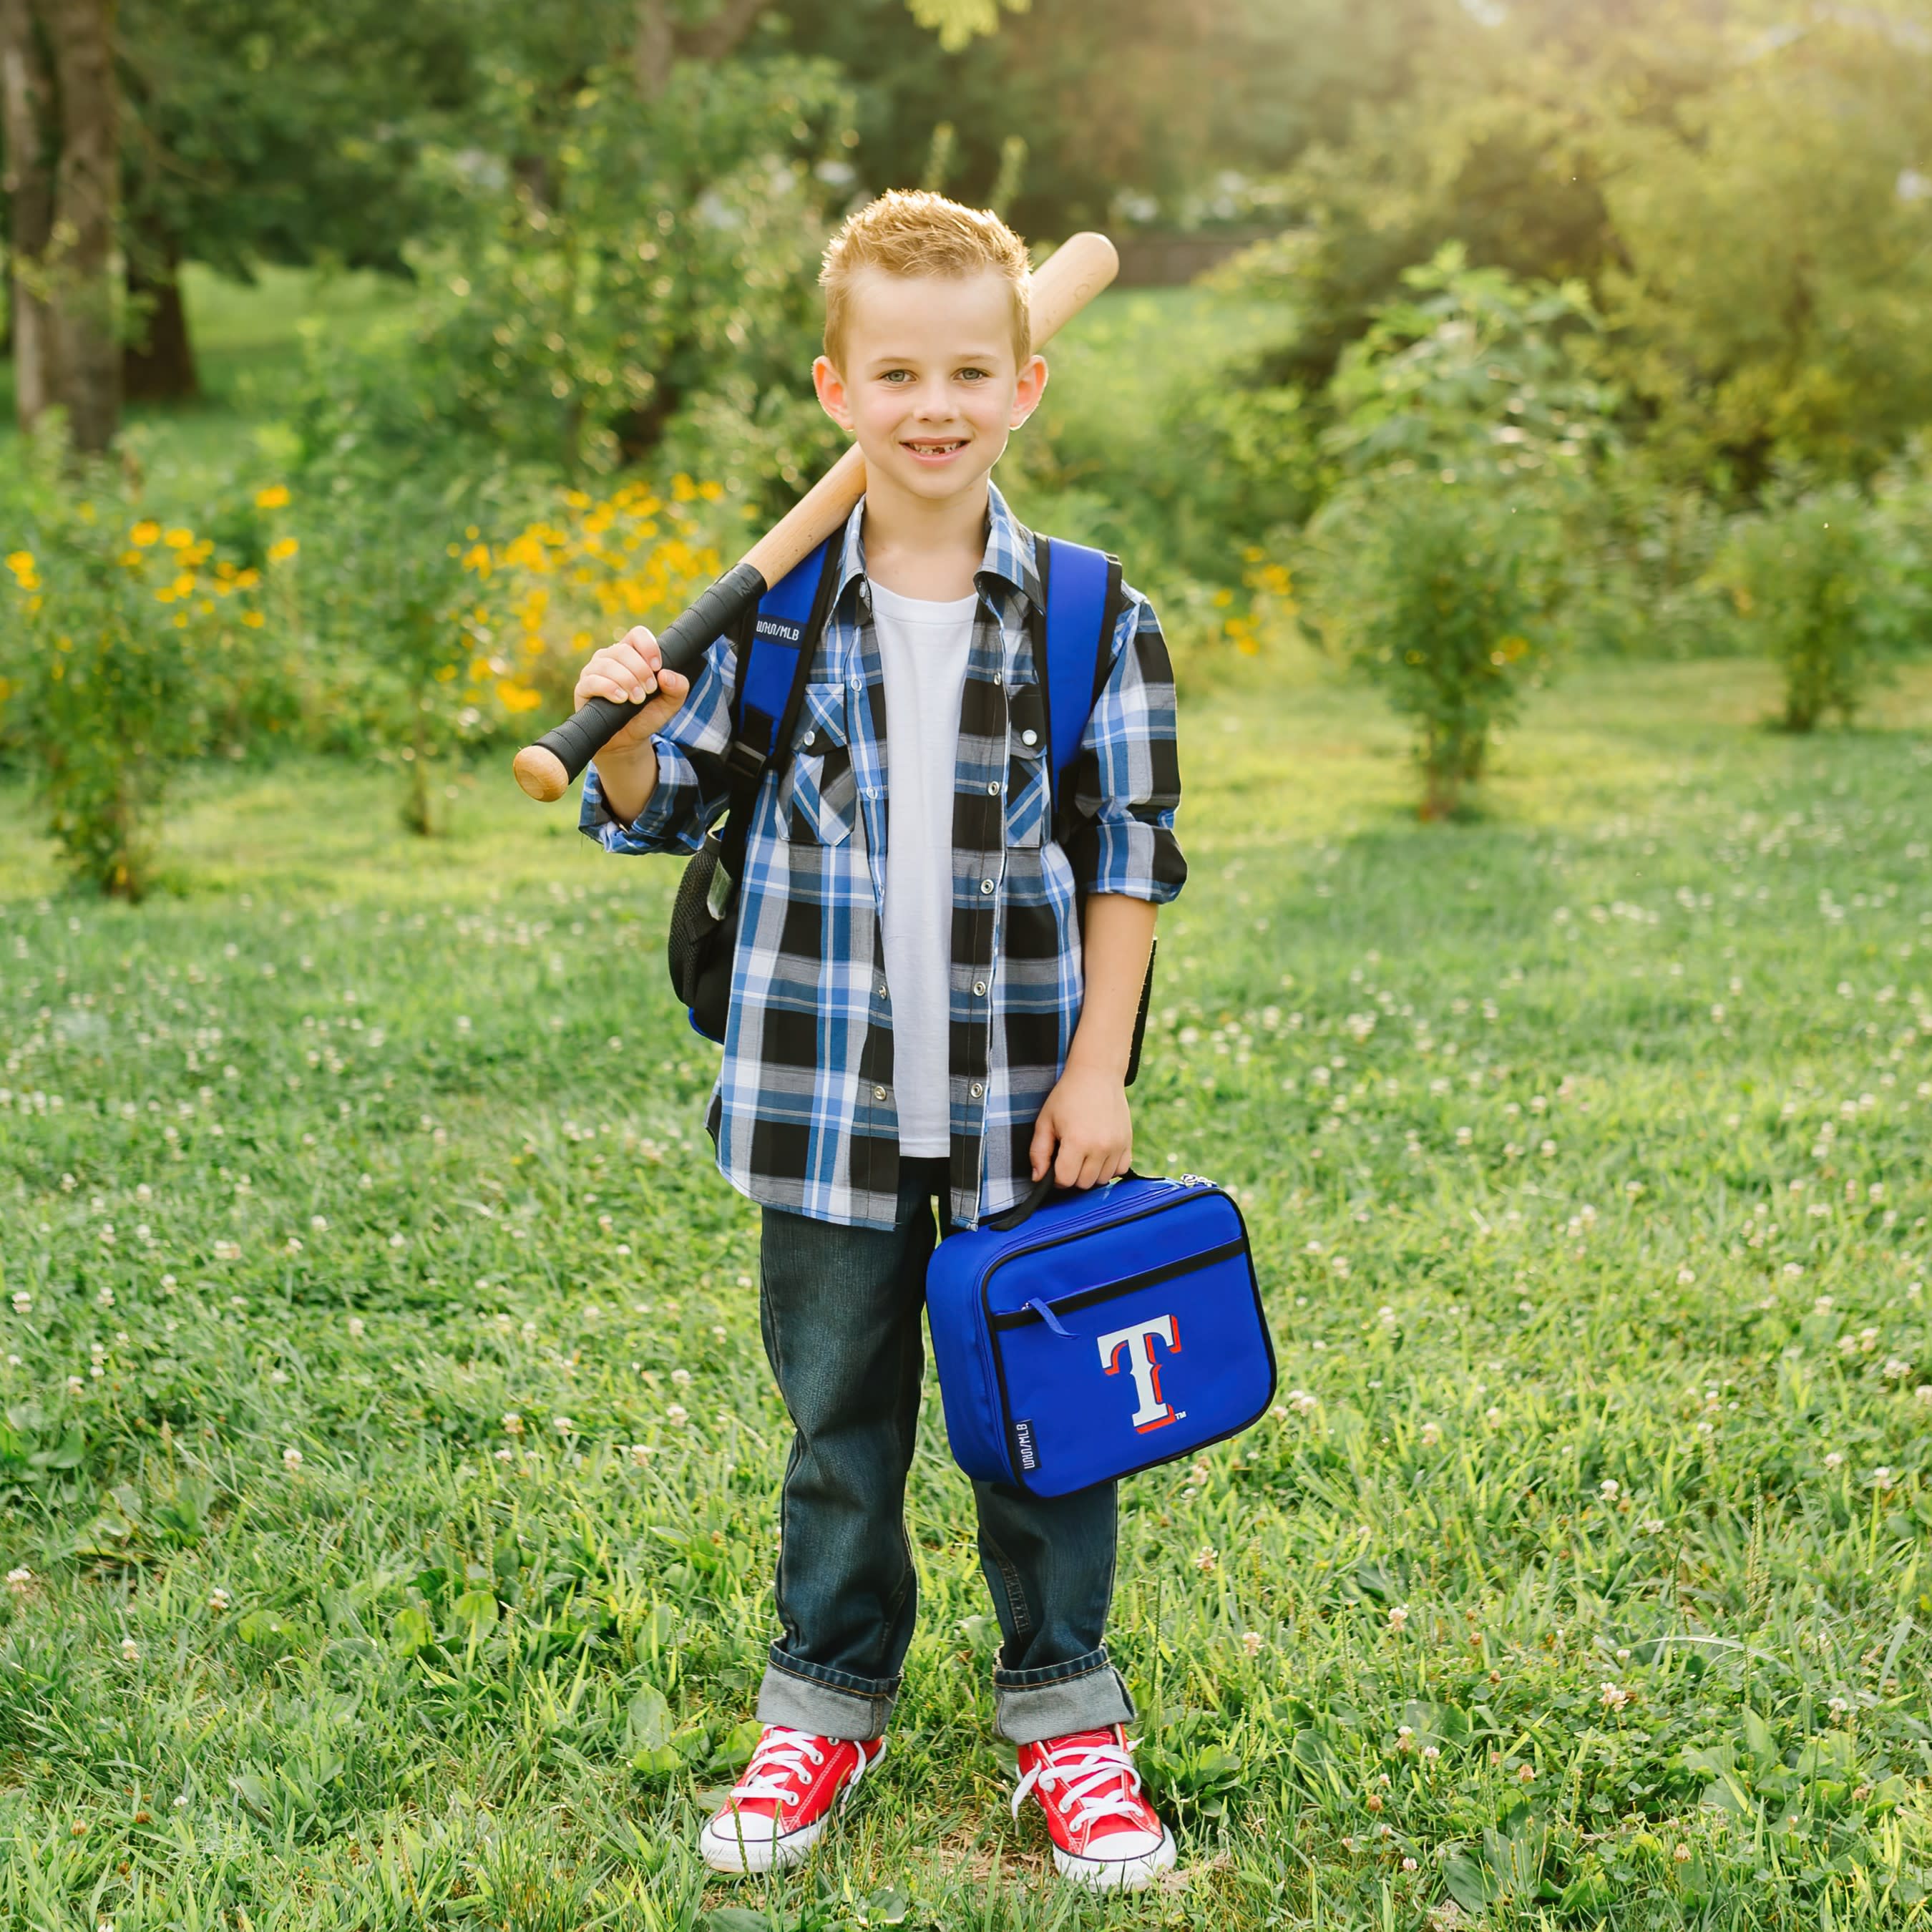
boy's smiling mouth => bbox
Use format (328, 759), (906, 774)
(902, 436), (969, 462)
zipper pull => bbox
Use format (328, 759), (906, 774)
(1179, 1172), (1216, 1189)
(1025, 1297), (1075, 1339)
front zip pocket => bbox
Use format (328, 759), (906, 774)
(990, 1238), (1249, 1332)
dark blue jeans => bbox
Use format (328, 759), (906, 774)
(754, 1158), (1134, 1745)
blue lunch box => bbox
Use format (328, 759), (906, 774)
(926, 1174), (1276, 1496)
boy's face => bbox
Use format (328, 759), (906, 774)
(813, 267), (1048, 507)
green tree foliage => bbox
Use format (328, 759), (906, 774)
(116, 0), (475, 396)
(1599, 11), (1932, 490)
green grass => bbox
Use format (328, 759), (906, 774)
(4, 660), (1932, 1928)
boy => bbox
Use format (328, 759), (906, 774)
(575, 191), (1186, 1890)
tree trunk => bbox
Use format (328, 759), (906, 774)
(0, 0), (58, 429)
(635, 0), (771, 101)
(123, 216), (198, 402)
(40, 0), (120, 454)
(634, 0), (674, 102)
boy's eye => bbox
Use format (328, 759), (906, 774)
(958, 368), (989, 381)
(882, 370), (912, 383)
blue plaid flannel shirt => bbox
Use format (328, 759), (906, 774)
(582, 483), (1186, 1230)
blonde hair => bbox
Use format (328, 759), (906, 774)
(819, 190), (1032, 374)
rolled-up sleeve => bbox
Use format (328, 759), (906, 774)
(579, 630), (737, 857)
(1065, 586), (1186, 903)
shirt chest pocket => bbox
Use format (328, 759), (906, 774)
(781, 683), (858, 847)
(1002, 683), (1050, 849)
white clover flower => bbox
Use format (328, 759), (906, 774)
(10, 1292), (29, 1313)
(628, 1443), (655, 1466)
(552, 1415), (574, 1435)
(311, 1216), (328, 1233)
(1825, 1451), (1846, 1472)
(387, 1233), (406, 1250)
(502, 1413), (523, 1435)
(347, 1317), (366, 1339)
(1387, 1604), (1410, 1631)
(666, 1404), (688, 1425)
(670, 1368), (692, 1387)
(1677, 1268), (1697, 1287)
(6, 1566), (32, 1595)
(1420, 1421), (1442, 1448)
(1599, 1478), (1620, 1501)
(208, 1588), (231, 1612)
(1192, 1546), (1218, 1575)
(120, 1637), (140, 1662)
(1241, 1631), (1264, 1658)
(1290, 1390), (1317, 1415)
(282, 1447), (303, 1470)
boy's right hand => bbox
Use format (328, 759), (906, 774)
(573, 627), (691, 758)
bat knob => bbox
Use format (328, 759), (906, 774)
(512, 744), (570, 803)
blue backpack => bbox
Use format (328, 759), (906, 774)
(667, 531), (1153, 1063)
(927, 1174), (1275, 1496)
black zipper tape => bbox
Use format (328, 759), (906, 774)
(989, 1237), (1250, 1332)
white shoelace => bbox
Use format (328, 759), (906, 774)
(731, 1727), (874, 1810)
(1010, 1732), (1152, 1833)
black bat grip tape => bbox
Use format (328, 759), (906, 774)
(523, 560), (768, 786)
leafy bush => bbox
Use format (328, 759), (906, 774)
(1306, 477), (1560, 819)
(294, 54), (852, 516)
(1714, 482), (1908, 731)
(0, 452), (279, 897)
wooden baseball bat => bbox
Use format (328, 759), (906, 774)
(512, 230), (1121, 802)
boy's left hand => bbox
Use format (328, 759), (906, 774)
(1030, 1063), (1133, 1190)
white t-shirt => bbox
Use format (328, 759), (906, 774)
(869, 579), (977, 1156)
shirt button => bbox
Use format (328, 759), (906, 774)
(872, 1085), (887, 1101)
(992, 670), (1002, 686)
(802, 730), (816, 748)
(1020, 728), (1038, 747)
(972, 980), (986, 997)
(980, 879), (995, 895)
(986, 780), (1000, 795)
(876, 982), (888, 998)
(970, 1082), (984, 1098)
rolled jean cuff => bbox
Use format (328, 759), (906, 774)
(757, 1644), (898, 1742)
(990, 1646), (1135, 1745)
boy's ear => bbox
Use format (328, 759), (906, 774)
(1010, 353), (1049, 429)
(814, 355), (856, 432)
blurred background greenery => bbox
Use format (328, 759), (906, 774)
(3, 0), (1931, 887)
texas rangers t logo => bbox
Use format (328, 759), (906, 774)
(1097, 1313), (1182, 1432)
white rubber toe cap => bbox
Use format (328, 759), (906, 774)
(1053, 1825), (1177, 1890)
(701, 1809), (822, 1875)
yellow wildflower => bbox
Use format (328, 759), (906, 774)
(268, 537), (300, 564)
(130, 521), (160, 547)
(163, 527), (194, 550)
(241, 610), (265, 629)
(496, 678), (545, 714)
(5, 550), (34, 581)
(255, 484), (291, 510)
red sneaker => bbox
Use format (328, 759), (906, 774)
(699, 1724), (885, 1874)
(1013, 1724), (1177, 1890)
